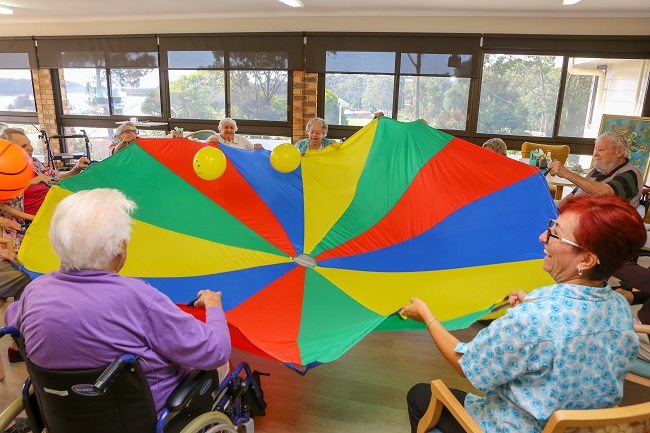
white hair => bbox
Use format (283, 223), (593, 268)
(306, 117), (328, 135)
(597, 131), (630, 159)
(115, 121), (136, 136)
(218, 118), (237, 132)
(49, 188), (137, 271)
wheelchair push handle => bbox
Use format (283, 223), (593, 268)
(0, 327), (20, 339)
(93, 354), (138, 394)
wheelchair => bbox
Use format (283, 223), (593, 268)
(0, 327), (267, 433)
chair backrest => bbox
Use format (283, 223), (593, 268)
(0, 122), (7, 131)
(185, 130), (217, 141)
(541, 401), (650, 433)
(521, 142), (571, 164)
(418, 379), (650, 433)
(626, 323), (650, 388)
(25, 356), (157, 433)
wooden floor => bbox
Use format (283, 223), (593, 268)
(0, 312), (647, 433)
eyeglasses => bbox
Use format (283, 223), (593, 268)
(121, 129), (138, 135)
(545, 219), (584, 249)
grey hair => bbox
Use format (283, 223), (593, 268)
(597, 131), (630, 159)
(482, 138), (507, 155)
(116, 122), (136, 136)
(49, 188), (137, 271)
(306, 117), (328, 135)
(0, 127), (27, 142)
(219, 118), (237, 132)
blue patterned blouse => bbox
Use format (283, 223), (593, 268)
(294, 138), (334, 155)
(456, 283), (638, 433)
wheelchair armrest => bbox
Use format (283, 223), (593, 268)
(166, 369), (214, 412)
(93, 354), (138, 394)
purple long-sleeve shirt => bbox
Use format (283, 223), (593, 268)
(5, 268), (231, 413)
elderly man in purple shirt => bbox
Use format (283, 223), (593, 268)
(5, 188), (231, 414)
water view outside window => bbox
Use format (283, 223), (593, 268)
(167, 70), (226, 120)
(111, 68), (161, 117)
(0, 69), (36, 112)
(60, 68), (108, 116)
(478, 54), (562, 137)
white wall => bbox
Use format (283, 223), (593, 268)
(0, 16), (648, 37)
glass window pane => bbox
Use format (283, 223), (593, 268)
(326, 51), (395, 74)
(230, 52), (288, 70)
(62, 126), (165, 161)
(167, 51), (224, 69)
(0, 69), (36, 112)
(477, 54), (562, 137)
(398, 75), (470, 130)
(324, 73), (394, 126)
(230, 70), (287, 121)
(559, 57), (650, 138)
(243, 135), (291, 150)
(110, 68), (161, 117)
(60, 68), (109, 116)
(400, 53), (473, 77)
(168, 70), (225, 120)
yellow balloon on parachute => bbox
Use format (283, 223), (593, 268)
(270, 143), (301, 173)
(193, 146), (226, 180)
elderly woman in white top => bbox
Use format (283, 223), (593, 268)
(206, 118), (262, 150)
(294, 117), (334, 155)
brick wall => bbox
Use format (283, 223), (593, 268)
(292, 71), (318, 143)
(31, 69), (59, 155)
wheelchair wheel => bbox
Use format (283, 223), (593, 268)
(0, 398), (24, 431)
(178, 411), (238, 433)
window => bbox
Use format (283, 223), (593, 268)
(307, 33), (481, 135)
(559, 58), (650, 138)
(0, 37), (38, 124)
(62, 126), (166, 161)
(477, 54), (562, 138)
(160, 34), (303, 132)
(0, 69), (36, 113)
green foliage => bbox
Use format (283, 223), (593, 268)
(230, 70), (287, 121)
(169, 70), (226, 119)
(141, 88), (162, 116)
(478, 55), (561, 137)
(324, 89), (349, 125)
(7, 94), (35, 111)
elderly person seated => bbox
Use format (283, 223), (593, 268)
(402, 194), (646, 433)
(109, 122), (139, 155)
(206, 118), (262, 150)
(481, 138), (507, 155)
(0, 217), (30, 307)
(294, 117), (334, 155)
(1, 128), (89, 252)
(4, 188), (231, 414)
(549, 131), (643, 209)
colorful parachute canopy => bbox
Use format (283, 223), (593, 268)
(19, 118), (556, 368)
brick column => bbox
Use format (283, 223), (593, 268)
(32, 69), (60, 155)
(292, 71), (318, 143)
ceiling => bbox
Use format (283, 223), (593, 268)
(1, 0), (649, 23)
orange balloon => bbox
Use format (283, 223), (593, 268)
(0, 139), (32, 201)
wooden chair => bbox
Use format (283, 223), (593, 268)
(627, 323), (650, 388)
(185, 130), (217, 141)
(521, 142), (571, 200)
(417, 379), (650, 433)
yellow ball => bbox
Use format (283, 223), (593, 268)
(270, 143), (301, 173)
(193, 146), (226, 180)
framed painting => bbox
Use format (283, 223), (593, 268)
(598, 114), (650, 184)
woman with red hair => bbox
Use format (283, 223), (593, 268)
(403, 194), (647, 433)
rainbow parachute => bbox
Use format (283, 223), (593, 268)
(19, 118), (556, 369)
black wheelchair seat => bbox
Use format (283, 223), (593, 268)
(25, 355), (156, 433)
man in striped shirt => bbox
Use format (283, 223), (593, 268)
(549, 131), (643, 208)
